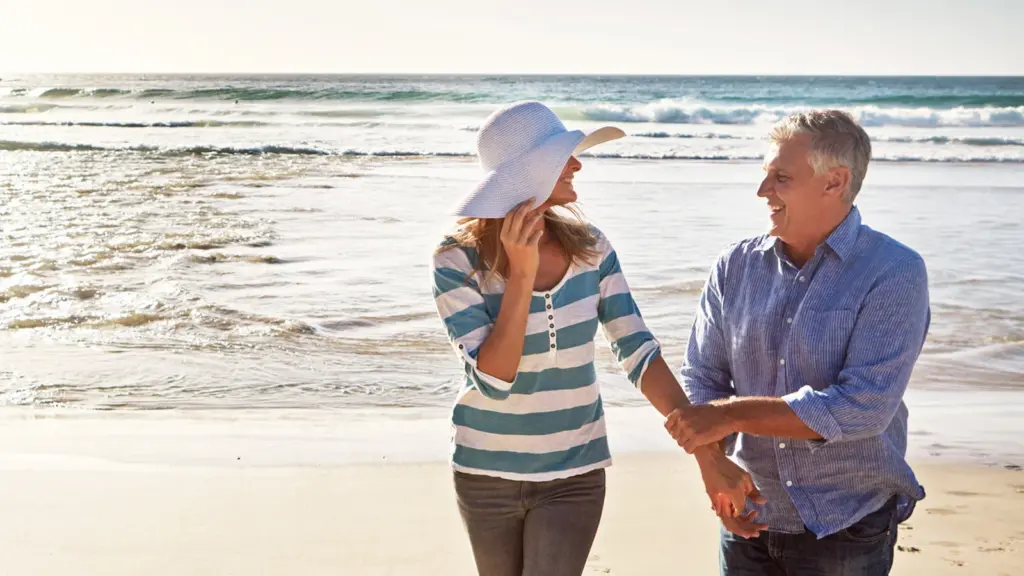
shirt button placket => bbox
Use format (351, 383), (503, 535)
(545, 293), (556, 354)
(779, 446), (795, 493)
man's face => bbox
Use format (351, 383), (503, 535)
(757, 134), (838, 241)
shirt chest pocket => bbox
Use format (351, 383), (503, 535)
(791, 309), (857, 388)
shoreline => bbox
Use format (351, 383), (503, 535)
(2, 387), (1021, 470)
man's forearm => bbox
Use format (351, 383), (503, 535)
(720, 397), (822, 440)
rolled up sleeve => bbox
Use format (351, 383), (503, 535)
(783, 255), (930, 446)
(432, 246), (515, 400)
(596, 238), (661, 391)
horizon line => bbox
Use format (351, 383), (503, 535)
(3, 71), (1024, 79)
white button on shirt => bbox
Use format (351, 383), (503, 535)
(678, 206), (930, 536)
(433, 228), (663, 482)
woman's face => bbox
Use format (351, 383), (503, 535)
(545, 155), (582, 207)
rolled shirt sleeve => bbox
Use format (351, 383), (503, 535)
(432, 243), (516, 400)
(595, 235), (662, 391)
(783, 254), (930, 447)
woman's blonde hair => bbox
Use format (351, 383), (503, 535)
(439, 205), (599, 283)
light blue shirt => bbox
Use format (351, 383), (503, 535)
(681, 207), (929, 537)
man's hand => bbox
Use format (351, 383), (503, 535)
(694, 448), (766, 517)
(666, 404), (736, 454)
(720, 510), (768, 539)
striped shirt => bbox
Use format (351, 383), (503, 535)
(431, 227), (660, 481)
(681, 207), (930, 537)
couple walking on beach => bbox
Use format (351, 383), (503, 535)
(431, 101), (929, 576)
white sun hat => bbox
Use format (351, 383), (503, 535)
(452, 101), (625, 218)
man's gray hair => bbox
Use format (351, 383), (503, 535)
(770, 110), (872, 202)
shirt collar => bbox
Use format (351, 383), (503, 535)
(824, 207), (861, 261)
(752, 206), (861, 261)
(754, 235), (779, 253)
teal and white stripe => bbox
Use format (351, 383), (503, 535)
(431, 227), (660, 481)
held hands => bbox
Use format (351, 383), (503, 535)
(668, 404), (768, 539)
(695, 450), (768, 538)
(721, 510), (769, 539)
(500, 200), (545, 279)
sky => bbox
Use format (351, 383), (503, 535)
(2, 0), (1021, 76)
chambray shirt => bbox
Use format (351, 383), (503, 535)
(681, 207), (929, 538)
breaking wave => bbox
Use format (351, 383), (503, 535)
(579, 103), (1024, 128)
(2, 139), (1022, 163)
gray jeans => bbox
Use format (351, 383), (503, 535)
(453, 468), (606, 576)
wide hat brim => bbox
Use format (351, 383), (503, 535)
(573, 126), (626, 156)
(453, 126), (626, 219)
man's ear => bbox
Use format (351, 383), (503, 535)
(825, 166), (851, 199)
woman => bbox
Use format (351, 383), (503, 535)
(431, 101), (756, 576)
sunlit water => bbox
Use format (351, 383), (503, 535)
(1, 153), (1021, 410)
(1, 75), (1022, 410)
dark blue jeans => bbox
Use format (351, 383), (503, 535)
(720, 497), (899, 576)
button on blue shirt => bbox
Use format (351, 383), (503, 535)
(681, 207), (929, 537)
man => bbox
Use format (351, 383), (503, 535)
(667, 110), (930, 575)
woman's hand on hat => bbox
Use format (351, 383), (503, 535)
(500, 200), (545, 281)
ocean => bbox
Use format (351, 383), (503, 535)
(1, 74), (1022, 412)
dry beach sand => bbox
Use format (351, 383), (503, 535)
(0, 409), (1021, 575)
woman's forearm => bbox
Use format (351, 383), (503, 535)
(640, 354), (691, 417)
(475, 273), (534, 382)
(641, 355), (729, 465)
